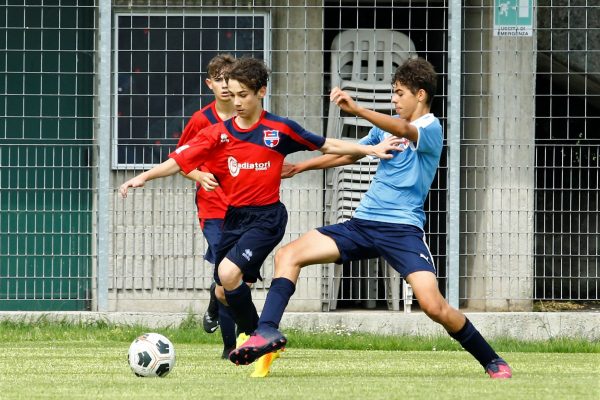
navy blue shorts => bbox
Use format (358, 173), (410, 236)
(316, 218), (436, 277)
(200, 218), (224, 265)
(213, 201), (288, 284)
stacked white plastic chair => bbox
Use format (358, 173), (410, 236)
(324, 29), (416, 312)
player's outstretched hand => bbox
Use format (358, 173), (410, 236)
(330, 87), (359, 114)
(196, 171), (220, 192)
(371, 135), (404, 159)
(119, 176), (146, 198)
(281, 161), (298, 179)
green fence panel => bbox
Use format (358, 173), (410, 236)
(0, 3), (95, 310)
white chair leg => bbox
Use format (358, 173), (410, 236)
(328, 263), (343, 311)
(387, 264), (400, 311)
(403, 280), (413, 313)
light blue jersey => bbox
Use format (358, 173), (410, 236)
(354, 113), (443, 229)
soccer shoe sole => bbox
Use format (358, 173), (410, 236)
(229, 337), (287, 366)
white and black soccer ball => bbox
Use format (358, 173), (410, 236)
(127, 333), (176, 377)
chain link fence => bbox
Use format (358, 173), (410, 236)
(1, 1), (598, 312)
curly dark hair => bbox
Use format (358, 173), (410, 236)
(225, 57), (270, 93)
(206, 54), (235, 79)
(392, 57), (438, 106)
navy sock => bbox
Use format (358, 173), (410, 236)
(258, 277), (296, 330)
(218, 302), (236, 349)
(448, 318), (499, 368)
(224, 283), (258, 335)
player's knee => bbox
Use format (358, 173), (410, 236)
(275, 243), (299, 267)
(218, 269), (241, 291)
(420, 300), (447, 323)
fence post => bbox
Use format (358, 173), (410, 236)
(96, 2), (112, 312)
(446, 0), (462, 309)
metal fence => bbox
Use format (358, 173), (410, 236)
(1, 1), (598, 312)
(534, 2), (600, 303)
(1, 1), (96, 310)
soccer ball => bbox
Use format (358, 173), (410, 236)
(127, 333), (176, 377)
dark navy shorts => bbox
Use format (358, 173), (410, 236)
(200, 218), (224, 265)
(213, 201), (288, 284)
(316, 218), (436, 277)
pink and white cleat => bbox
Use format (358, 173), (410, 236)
(485, 358), (512, 379)
(229, 327), (287, 366)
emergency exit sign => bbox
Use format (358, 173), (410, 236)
(494, 0), (533, 37)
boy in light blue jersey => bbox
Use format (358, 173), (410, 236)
(353, 112), (442, 228)
(230, 57), (512, 379)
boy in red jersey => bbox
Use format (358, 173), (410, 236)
(119, 57), (402, 376)
(177, 54), (240, 359)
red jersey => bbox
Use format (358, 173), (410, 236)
(169, 111), (326, 207)
(177, 101), (230, 219)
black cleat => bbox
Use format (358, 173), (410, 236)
(203, 282), (220, 333)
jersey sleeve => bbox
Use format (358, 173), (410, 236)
(169, 126), (219, 174)
(278, 118), (326, 155)
(411, 115), (443, 154)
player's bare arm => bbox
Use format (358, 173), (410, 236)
(280, 161), (299, 179)
(282, 154), (358, 179)
(320, 136), (401, 159)
(283, 135), (403, 178)
(119, 158), (181, 198)
(181, 169), (220, 192)
(330, 86), (419, 142)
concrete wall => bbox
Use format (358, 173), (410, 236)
(461, 3), (536, 311)
(271, 0), (326, 312)
(3, 311), (599, 341)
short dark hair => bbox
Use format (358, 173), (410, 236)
(225, 57), (270, 93)
(207, 54), (235, 79)
(393, 57), (438, 106)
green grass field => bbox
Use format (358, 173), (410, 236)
(0, 320), (598, 400)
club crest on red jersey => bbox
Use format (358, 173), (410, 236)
(263, 130), (280, 148)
